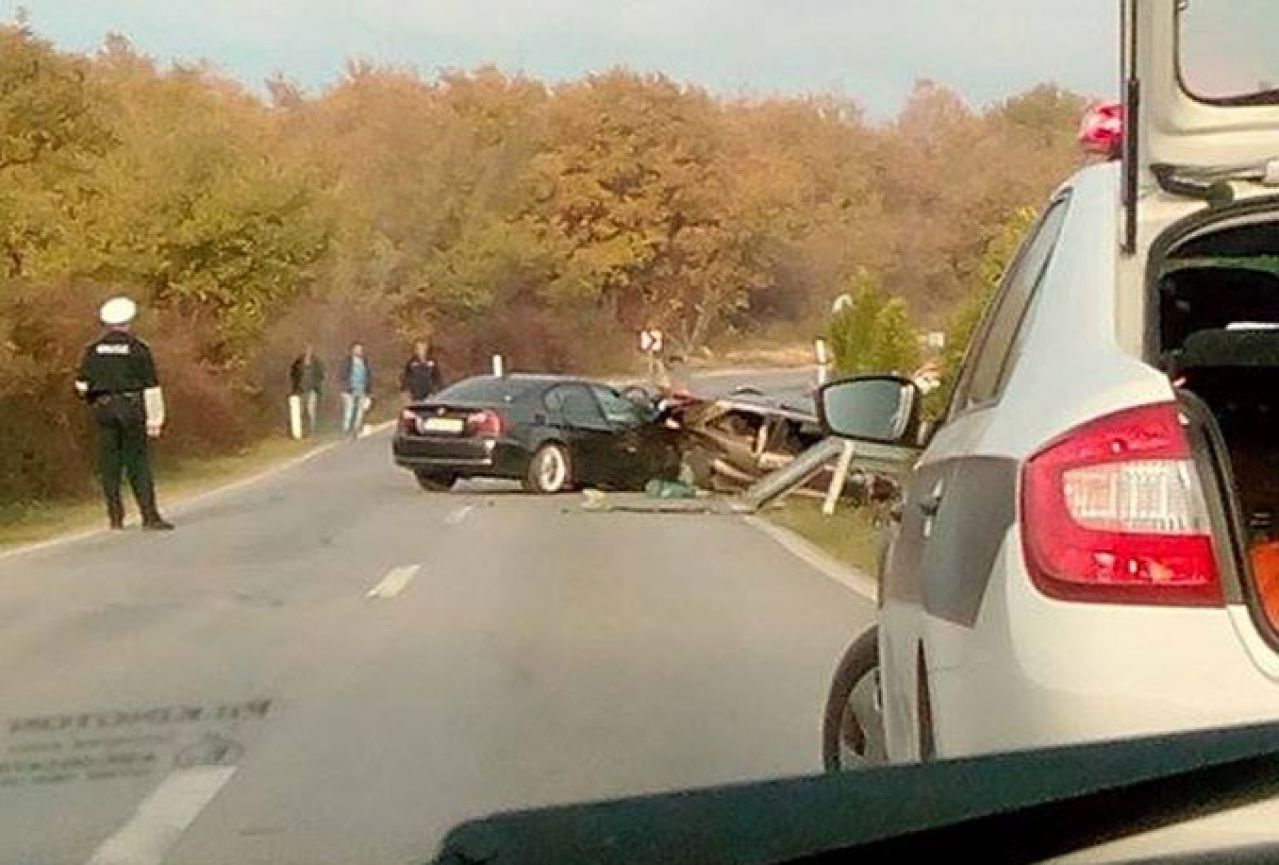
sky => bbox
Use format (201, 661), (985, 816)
(8, 1), (1119, 118)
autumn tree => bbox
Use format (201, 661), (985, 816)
(0, 21), (1092, 503)
(528, 71), (766, 353)
(0, 24), (112, 278)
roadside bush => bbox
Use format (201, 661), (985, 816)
(0, 281), (252, 503)
(829, 272), (921, 376)
(0, 281), (106, 502)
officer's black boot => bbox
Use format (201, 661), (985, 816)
(107, 501), (125, 531)
(140, 499), (174, 531)
(140, 500), (174, 531)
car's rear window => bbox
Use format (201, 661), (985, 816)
(434, 377), (541, 403)
(1179, 0), (1279, 105)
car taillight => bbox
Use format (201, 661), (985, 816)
(1078, 101), (1124, 160)
(400, 408), (418, 434)
(467, 409), (505, 438)
(1021, 403), (1223, 606)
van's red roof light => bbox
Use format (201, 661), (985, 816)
(1022, 403), (1223, 607)
(1079, 101), (1124, 160)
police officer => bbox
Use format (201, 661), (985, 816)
(75, 297), (175, 531)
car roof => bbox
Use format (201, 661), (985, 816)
(432, 374), (611, 403)
(506, 374), (585, 383)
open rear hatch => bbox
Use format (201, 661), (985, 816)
(1123, 1), (1279, 249)
(1131, 0), (1279, 166)
(1133, 1), (1279, 653)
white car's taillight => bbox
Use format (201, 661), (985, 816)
(1021, 403), (1223, 606)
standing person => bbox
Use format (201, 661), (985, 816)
(74, 296), (175, 531)
(399, 339), (444, 403)
(340, 341), (373, 439)
(288, 344), (325, 438)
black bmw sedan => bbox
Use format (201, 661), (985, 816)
(392, 374), (683, 493)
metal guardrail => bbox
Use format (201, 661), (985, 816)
(733, 438), (917, 514)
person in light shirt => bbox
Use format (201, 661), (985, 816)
(340, 341), (373, 439)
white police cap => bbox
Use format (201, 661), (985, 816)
(99, 296), (137, 326)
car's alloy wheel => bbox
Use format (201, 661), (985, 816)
(525, 444), (571, 494)
(822, 626), (887, 771)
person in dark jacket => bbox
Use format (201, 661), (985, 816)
(288, 344), (325, 437)
(399, 340), (444, 402)
(74, 296), (175, 531)
(340, 342), (373, 439)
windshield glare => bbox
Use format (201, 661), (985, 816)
(9, 2), (1275, 864)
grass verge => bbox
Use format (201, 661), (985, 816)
(764, 496), (883, 576)
(0, 433), (329, 549)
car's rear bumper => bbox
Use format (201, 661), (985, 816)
(392, 435), (529, 477)
(923, 535), (1279, 761)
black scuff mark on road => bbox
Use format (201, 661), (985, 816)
(174, 732), (244, 768)
(231, 589), (284, 608)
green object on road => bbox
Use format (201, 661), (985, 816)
(645, 479), (697, 499)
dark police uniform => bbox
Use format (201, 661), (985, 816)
(77, 330), (167, 529)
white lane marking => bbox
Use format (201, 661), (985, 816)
(85, 765), (236, 865)
(366, 564), (420, 599)
(743, 515), (877, 602)
(445, 505), (475, 526)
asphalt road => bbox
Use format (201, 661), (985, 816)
(680, 366), (820, 409)
(0, 369), (872, 865)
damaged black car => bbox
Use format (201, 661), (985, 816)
(393, 374), (685, 493)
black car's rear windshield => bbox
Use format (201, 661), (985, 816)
(433, 377), (545, 403)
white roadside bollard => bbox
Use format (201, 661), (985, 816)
(815, 338), (830, 386)
(492, 354), (505, 377)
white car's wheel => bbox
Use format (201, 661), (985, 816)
(823, 626), (886, 771)
(524, 443), (572, 494)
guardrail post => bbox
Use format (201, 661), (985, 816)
(823, 440), (856, 516)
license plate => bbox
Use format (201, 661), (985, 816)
(422, 416), (465, 434)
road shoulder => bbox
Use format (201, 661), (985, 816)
(0, 421), (394, 562)
(743, 515), (877, 602)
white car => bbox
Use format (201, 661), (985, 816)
(822, 0), (1279, 770)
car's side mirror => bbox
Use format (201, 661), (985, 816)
(817, 375), (923, 447)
